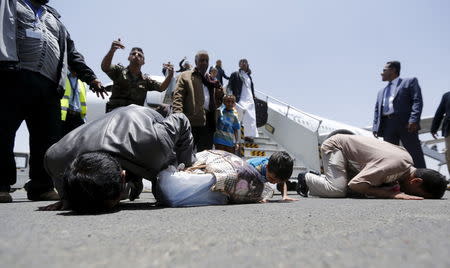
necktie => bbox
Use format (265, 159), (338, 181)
(383, 82), (392, 114)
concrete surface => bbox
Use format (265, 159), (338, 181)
(1, 190), (449, 268)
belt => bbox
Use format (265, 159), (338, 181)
(382, 114), (396, 119)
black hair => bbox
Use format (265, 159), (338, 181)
(414, 168), (448, 199)
(386, 61), (401, 75)
(223, 94), (236, 102)
(267, 151), (294, 181)
(130, 47), (144, 54)
(239, 58), (248, 65)
(63, 152), (123, 213)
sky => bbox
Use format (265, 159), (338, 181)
(49, 0), (450, 128)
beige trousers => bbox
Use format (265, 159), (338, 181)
(305, 149), (348, 197)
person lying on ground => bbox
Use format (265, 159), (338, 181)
(158, 150), (284, 207)
(296, 134), (448, 200)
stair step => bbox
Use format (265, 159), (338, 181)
(245, 143), (278, 150)
(243, 148), (282, 157)
(252, 136), (271, 141)
(244, 147), (280, 152)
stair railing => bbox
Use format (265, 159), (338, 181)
(254, 89), (322, 133)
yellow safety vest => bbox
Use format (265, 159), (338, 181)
(61, 77), (87, 121)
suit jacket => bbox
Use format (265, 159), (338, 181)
(431, 91), (450, 137)
(228, 70), (255, 103)
(172, 69), (221, 127)
(373, 77), (423, 135)
(45, 105), (194, 199)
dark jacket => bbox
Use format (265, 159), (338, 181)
(213, 65), (229, 85)
(228, 70), (255, 103)
(45, 105), (195, 200)
(0, 1), (97, 96)
(431, 91), (450, 137)
(172, 69), (223, 127)
(373, 77), (423, 135)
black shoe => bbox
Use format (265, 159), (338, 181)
(24, 182), (60, 201)
(296, 172), (309, 197)
(276, 181), (298, 192)
(0, 192), (12, 203)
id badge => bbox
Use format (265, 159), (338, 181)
(25, 28), (42, 39)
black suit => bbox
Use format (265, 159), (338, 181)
(431, 91), (450, 137)
(431, 91), (450, 174)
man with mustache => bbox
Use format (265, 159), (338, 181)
(101, 39), (174, 113)
(172, 50), (224, 151)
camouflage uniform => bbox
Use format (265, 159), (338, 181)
(105, 64), (162, 112)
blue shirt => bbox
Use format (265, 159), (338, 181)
(213, 106), (240, 147)
(68, 74), (81, 112)
(247, 157), (269, 183)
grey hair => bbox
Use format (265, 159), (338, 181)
(195, 50), (209, 62)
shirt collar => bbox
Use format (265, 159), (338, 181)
(126, 66), (144, 80)
(23, 0), (45, 18)
(390, 77), (400, 86)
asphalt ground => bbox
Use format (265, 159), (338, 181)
(1, 190), (449, 268)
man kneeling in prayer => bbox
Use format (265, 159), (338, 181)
(41, 105), (194, 213)
(296, 134), (448, 200)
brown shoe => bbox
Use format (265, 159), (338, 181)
(28, 190), (60, 201)
(0, 192), (12, 203)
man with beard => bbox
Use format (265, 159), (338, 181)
(172, 50), (224, 151)
(0, 0), (106, 203)
(228, 59), (258, 142)
(101, 39), (174, 113)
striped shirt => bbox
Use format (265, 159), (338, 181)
(17, 0), (61, 82)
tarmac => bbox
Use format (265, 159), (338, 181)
(1, 190), (449, 268)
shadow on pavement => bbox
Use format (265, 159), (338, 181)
(56, 202), (164, 216)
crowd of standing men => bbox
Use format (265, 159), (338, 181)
(0, 0), (448, 207)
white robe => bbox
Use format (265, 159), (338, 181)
(235, 71), (258, 138)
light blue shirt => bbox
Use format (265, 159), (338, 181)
(68, 74), (81, 113)
(382, 77), (400, 115)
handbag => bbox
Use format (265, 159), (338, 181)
(254, 97), (268, 127)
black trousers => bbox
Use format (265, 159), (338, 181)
(61, 112), (85, 137)
(0, 70), (61, 193)
(192, 126), (214, 152)
(191, 111), (215, 152)
(380, 116), (426, 168)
